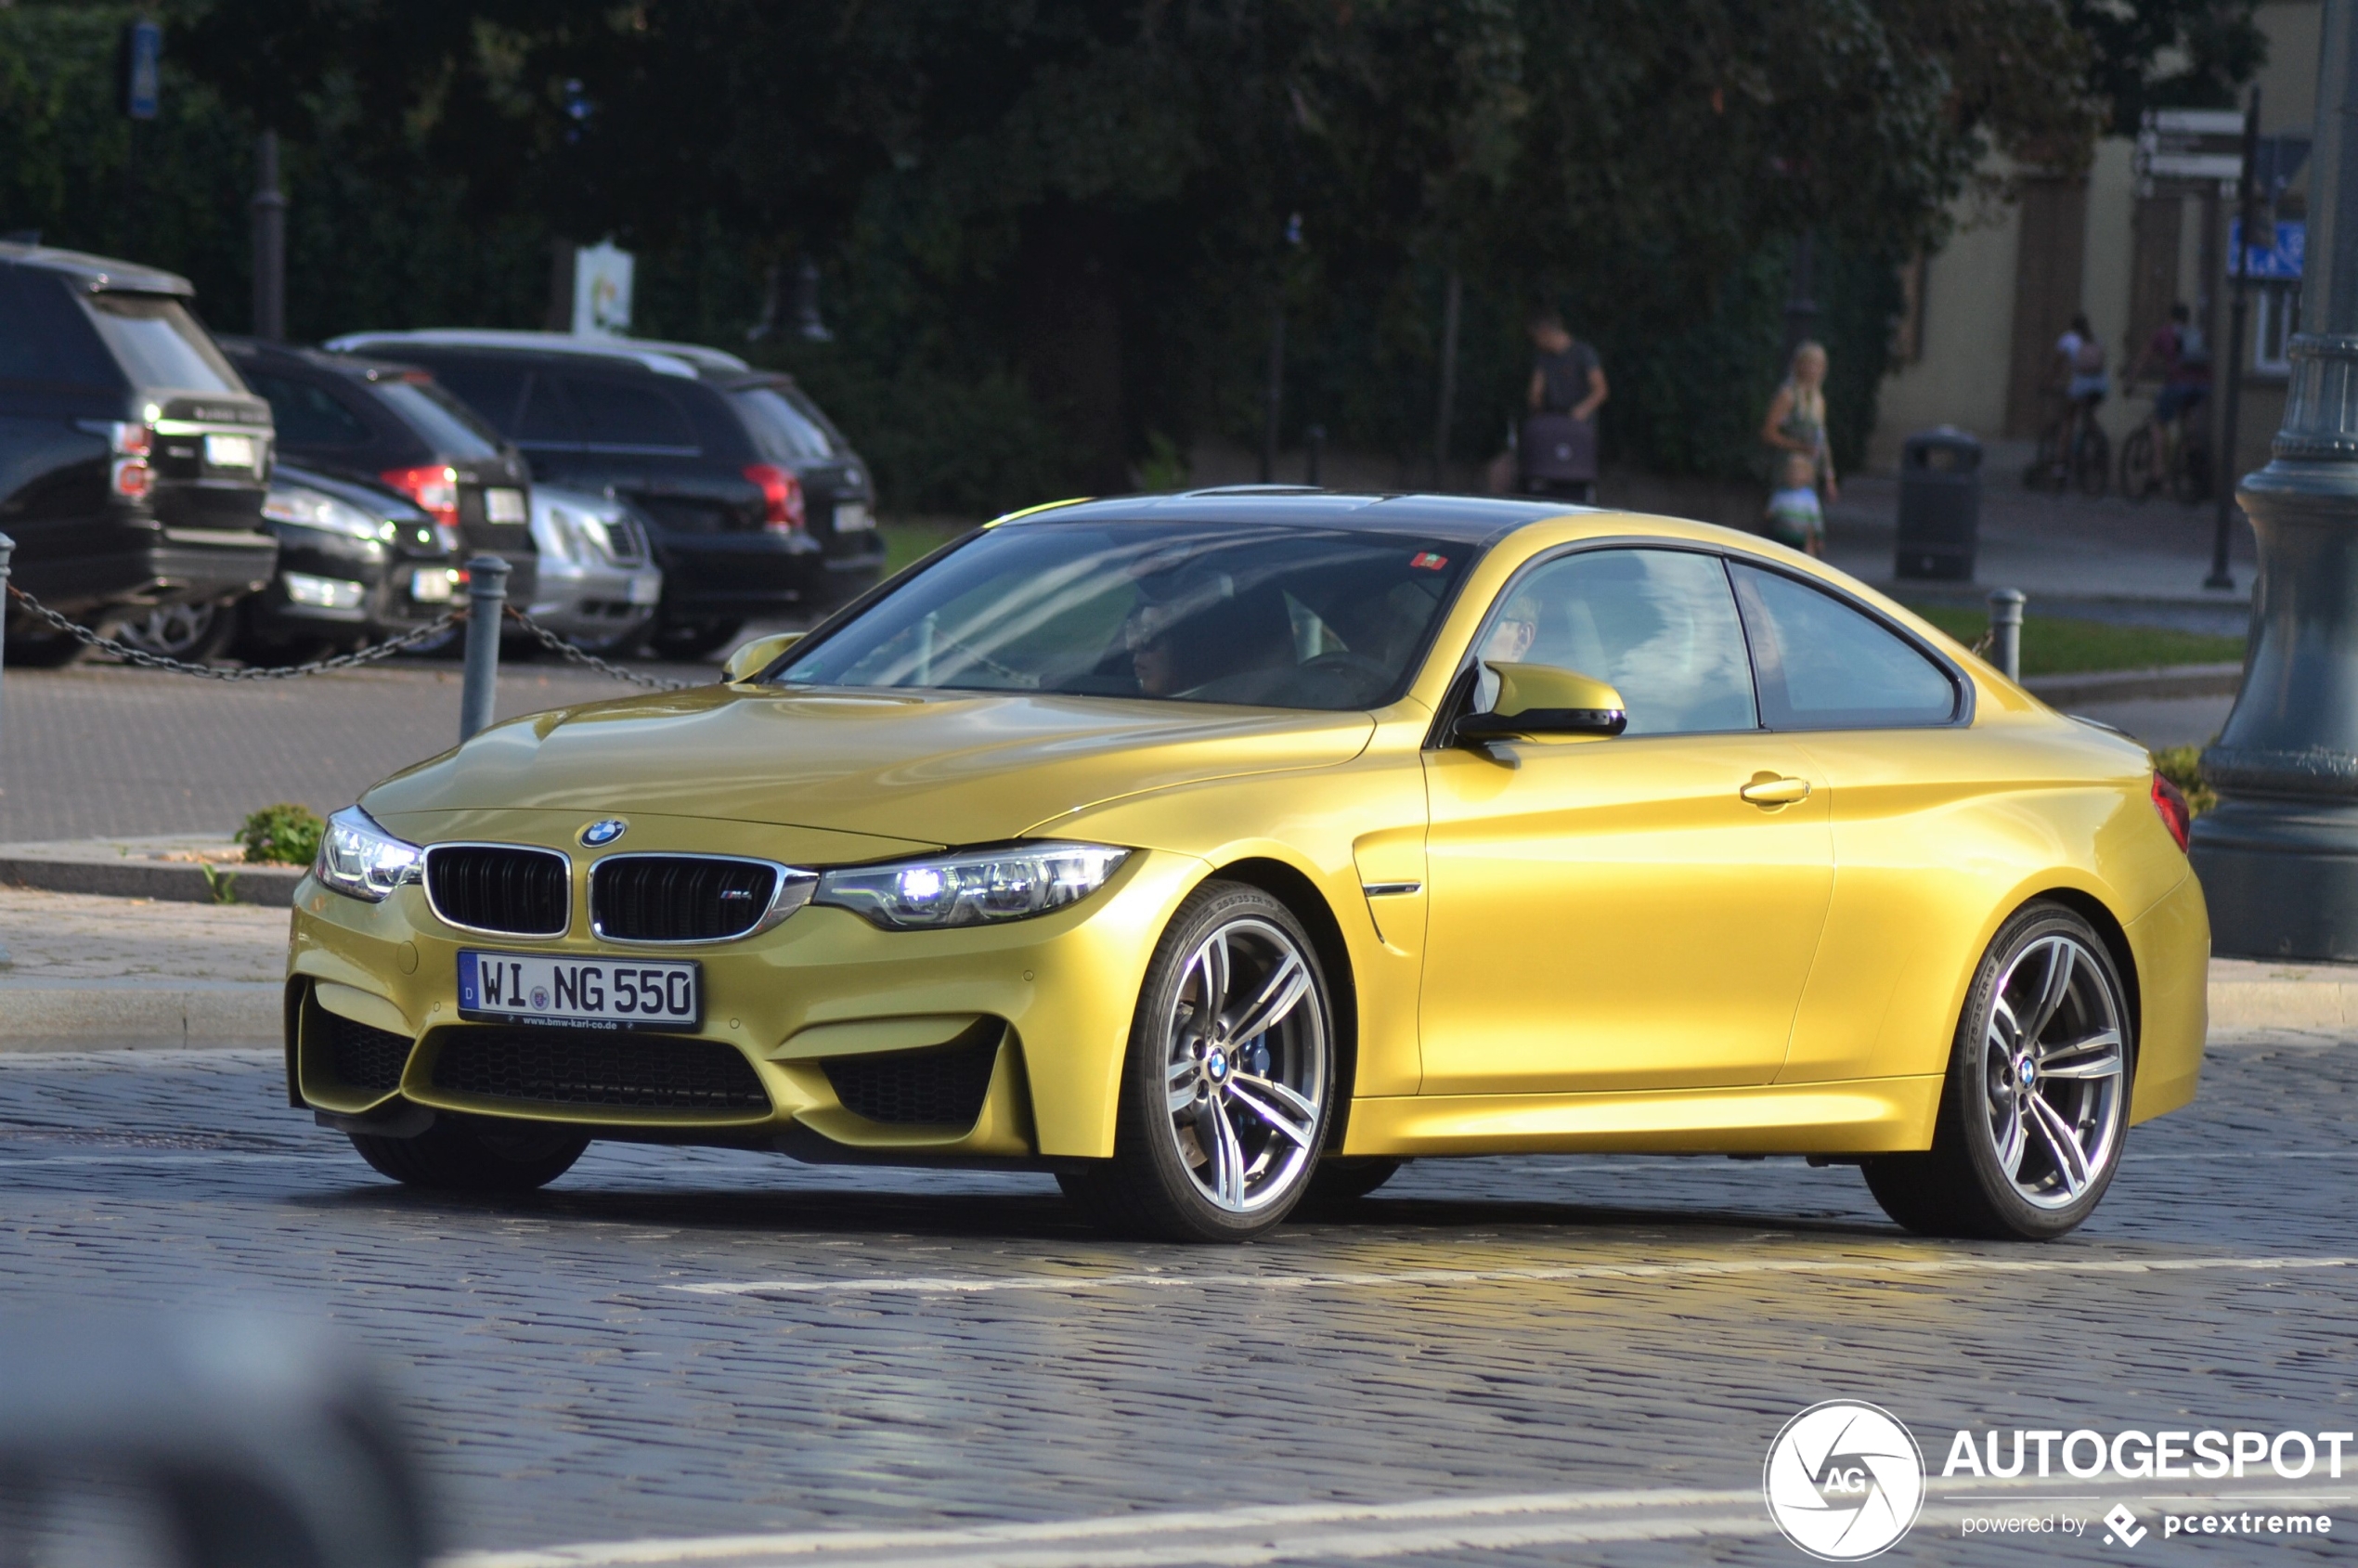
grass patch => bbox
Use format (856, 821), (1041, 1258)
(1904, 605), (2244, 678)
(879, 517), (974, 579)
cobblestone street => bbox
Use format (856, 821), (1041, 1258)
(0, 1036), (2349, 1564)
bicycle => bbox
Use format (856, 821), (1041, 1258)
(2117, 387), (2212, 504)
(2023, 392), (2110, 498)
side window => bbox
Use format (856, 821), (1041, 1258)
(513, 374), (577, 446)
(0, 271), (115, 386)
(1483, 548), (1756, 735)
(246, 371), (372, 446)
(426, 361), (531, 434)
(563, 376), (700, 452)
(1730, 563), (1959, 729)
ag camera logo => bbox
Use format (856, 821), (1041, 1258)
(1764, 1401), (1926, 1561)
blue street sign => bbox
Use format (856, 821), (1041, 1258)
(120, 19), (161, 121)
(2229, 217), (2304, 280)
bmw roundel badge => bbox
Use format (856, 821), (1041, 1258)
(579, 819), (628, 848)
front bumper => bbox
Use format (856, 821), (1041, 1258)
(286, 817), (1202, 1161)
(524, 555), (663, 644)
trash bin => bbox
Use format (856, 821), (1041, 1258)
(1895, 426), (1981, 581)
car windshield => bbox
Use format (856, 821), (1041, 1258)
(731, 384), (836, 460)
(80, 293), (241, 393)
(373, 379), (506, 459)
(776, 520), (1476, 710)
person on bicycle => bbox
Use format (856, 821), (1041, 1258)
(2131, 303), (2210, 464)
(2054, 312), (2108, 470)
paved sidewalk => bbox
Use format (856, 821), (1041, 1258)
(0, 887), (283, 1047)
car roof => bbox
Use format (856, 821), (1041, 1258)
(1003, 488), (1587, 545)
(0, 241), (193, 297)
(322, 329), (748, 381)
(219, 336), (431, 382)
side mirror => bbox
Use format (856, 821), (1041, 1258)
(720, 631), (802, 683)
(1454, 661), (1627, 742)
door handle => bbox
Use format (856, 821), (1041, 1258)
(1740, 775), (1812, 807)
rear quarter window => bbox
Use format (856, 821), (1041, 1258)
(0, 271), (118, 388)
(1730, 563), (1959, 729)
(563, 375), (700, 453)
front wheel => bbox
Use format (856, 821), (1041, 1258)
(114, 601), (237, 664)
(349, 1115), (589, 1193)
(1862, 902), (2132, 1239)
(1058, 882), (1334, 1242)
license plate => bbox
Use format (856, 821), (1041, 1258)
(833, 502), (873, 532)
(410, 567), (457, 603)
(204, 434), (257, 470)
(458, 950), (701, 1031)
(485, 487), (527, 523)
(627, 573), (663, 605)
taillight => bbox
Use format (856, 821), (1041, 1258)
(110, 456), (152, 500)
(744, 463), (806, 533)
(381, 465), (461, 526)
(2151, 771), (2192, 853)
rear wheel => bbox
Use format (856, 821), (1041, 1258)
(1863, 902), (2131, 1239)
(348, 1115), (588, 1193)
(114, 600), (236, 663)
(1296, 1156), (1403, 1215)
(1058, 882), (1334, 1242)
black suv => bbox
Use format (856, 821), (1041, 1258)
(327, 330), (882, 657)
(220, 339), (535, 608)
(0, 243), (278, 664)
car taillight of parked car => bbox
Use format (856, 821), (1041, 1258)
(380, 464), (461, 526)
(744, 463), (806, 533)
(97, 421), (154, 501)
(2151, 771), (2193, 853)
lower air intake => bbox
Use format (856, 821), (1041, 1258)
(431, 1029), (770, 1112)
(823, 1031), (1002, 1127)
(321, 1010), (411, 1095)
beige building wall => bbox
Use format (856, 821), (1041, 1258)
(1870, 200), (2019, 467)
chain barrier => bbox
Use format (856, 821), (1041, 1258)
(4, 582), (462, 680)
(501, 606), (693, 691)
(3, 583), (698, 690)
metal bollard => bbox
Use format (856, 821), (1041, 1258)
(458, 554), (509, 743)
(1987, 587), (2026, 684)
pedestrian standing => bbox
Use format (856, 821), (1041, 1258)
(1764, 450), (1825, 557)
(1759, 340), (1839, 506)
(1520, 309), (1608, 504)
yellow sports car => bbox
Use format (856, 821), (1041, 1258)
(287, 491), (2207, 1242)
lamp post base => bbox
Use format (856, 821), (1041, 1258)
(2191, 797), (2358, 959)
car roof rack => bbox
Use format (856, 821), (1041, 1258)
(320, 328), (751, 380)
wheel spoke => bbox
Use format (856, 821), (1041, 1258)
(1195, 930), (1232, 1016)
(2025, 1093), (2092, 1197)
(1991, 1097), (2027, 1178)
(1227, 952), (1308, 1044)
(1228, 1076), (1316, 1148)
(1204, 1100), (1246, 1207)
(2039, 1029), (2123, 1081)
(2022, 940), (2075, 1045)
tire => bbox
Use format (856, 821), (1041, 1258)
(645, 618), (744, 662)
(1295, 1156), (1404, 1216)
(1862, 901), (2133, 1240)
(348, 1115), (589, 1193)
(1057, 881), (1335, 1242)
(114, 600), (236, 663)
(2118, 425), (2157, 501)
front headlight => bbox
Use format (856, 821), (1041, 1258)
(265, 485), (393, 543)
(814, 842), (1130, 930)
(314, 806), (423, 902)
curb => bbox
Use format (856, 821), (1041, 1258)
(2027, 664), (2245, 706)
(2208, 959), (2358, 1035)
(0, 856), (303, 908)
(0, 979), (281, 1050)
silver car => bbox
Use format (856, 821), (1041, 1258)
(524, 484), (664, 654)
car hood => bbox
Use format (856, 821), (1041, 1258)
(361, 686), (1376, 847)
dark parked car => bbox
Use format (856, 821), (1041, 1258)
(219, 338), (535, 613)
(0, 243), (278, 665)
(324, 330), (882, 658)
(117, 462), (460, 661)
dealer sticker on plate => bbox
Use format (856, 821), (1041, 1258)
(458, 950), (700, 1031)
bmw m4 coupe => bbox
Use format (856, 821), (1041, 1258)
(286, 489), (2208, 1241)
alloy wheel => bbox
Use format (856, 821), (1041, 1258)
(1160, 915), (1327, 1213)
(1980, 932), (2126, 1210)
